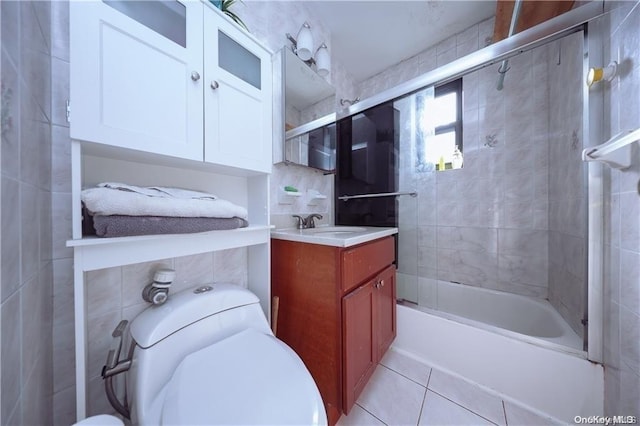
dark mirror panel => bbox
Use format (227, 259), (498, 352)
(336, 102), (399, 227)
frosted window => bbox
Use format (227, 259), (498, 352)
(219, 31), (261, 89)
(103, 1), (186, 48)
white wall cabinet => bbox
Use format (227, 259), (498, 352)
(204, 7), (273, 172)
(71, 0), (272, 173)
(70, 0), (204, 161)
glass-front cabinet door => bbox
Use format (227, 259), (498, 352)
(70, 0), (204, 160)
(203, 6), (273, 173)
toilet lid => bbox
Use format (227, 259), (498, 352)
(160, 328), (326, 425)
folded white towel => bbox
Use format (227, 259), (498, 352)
(82, 185), (248, 219)
(99, 182), (218, 200)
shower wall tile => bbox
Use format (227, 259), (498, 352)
(620, 192), (640, 252)
(498, 253), (547, 288)
(417, 277), (437, 309)
(498, 229), (548, 258)
(436, 248), (498, 288)
(397, 272), (418, 303)
(620, 305), (640, 374)
(463, 109), (480, 149)
(604, 1), (640, 406)
(398, 229), (418, 275)
(436, 226), (497, 254)
(417, 226), (437, 247)
(620, 250), (640, 315)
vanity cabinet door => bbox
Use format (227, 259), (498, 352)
(343, 280), (377, 414)
(376, 265), (397, 360)
(70, 0), (204, 160)
(203, 7), (272, 173)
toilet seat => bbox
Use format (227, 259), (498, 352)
(160, 328), (326, 425)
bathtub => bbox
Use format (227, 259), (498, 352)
(405, 279), (584, 351)
(393, 280), (603, 423)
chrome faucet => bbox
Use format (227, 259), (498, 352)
(292, 215), (307, 229)
(292, 214), (323, 229)
(305, 214), (323, 228)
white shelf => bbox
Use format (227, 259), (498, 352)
(277, 188), (302, 205)
(306, 189), (327, 206)
(67, 225), (272, 271)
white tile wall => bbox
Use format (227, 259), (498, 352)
(1, 2), (54, 425)
(603, 0), (640, 417)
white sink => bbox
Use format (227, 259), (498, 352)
(301, 226), (367, 234)
(271, 226), (398, 248)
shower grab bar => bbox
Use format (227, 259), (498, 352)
(582, 128), (640, 170)
(338, 191), (418, 201)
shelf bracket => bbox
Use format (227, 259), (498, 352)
(582, 128), (640, 170)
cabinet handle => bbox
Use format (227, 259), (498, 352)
(191, 71), (201, 81)
(380, 279), (385, 287)
(210, 81), (220, 90)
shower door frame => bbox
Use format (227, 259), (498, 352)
(337, 1), (606, 363)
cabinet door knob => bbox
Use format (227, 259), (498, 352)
(191, 71), (201, 81)
(210, 80), (220, 90)
(380, 279), (385, 287)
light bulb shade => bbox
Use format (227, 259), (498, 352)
(315, 43), (330, 77)
(296, 22), (313, 61)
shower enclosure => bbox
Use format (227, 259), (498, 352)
(337, 27), (591, 354)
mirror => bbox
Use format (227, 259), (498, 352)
(282, 47), (337, 172)
(285, 123), (336, 172)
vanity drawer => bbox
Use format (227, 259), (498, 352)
(341, 236), (394, 294)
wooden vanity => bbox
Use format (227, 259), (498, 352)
(271, 233), (396, 425)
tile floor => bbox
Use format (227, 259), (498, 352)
(337, 348), (563, 426)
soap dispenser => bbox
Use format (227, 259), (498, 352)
(452, 146), (463, 169)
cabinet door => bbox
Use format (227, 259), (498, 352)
(376, 265), (397, 360)
(70, 1), (203, 160)
(342, 280), (377, 414)
(203, 8), (272, 173)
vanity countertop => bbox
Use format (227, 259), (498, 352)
(270, 226), (398, 248)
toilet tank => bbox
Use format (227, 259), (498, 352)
(127, 283), (272, 424)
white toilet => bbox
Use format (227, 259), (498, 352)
(100, 282), (327, 425)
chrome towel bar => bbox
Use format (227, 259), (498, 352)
(338, 191), (418, 201)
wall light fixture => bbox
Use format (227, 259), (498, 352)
(286, 22), (331, 77)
